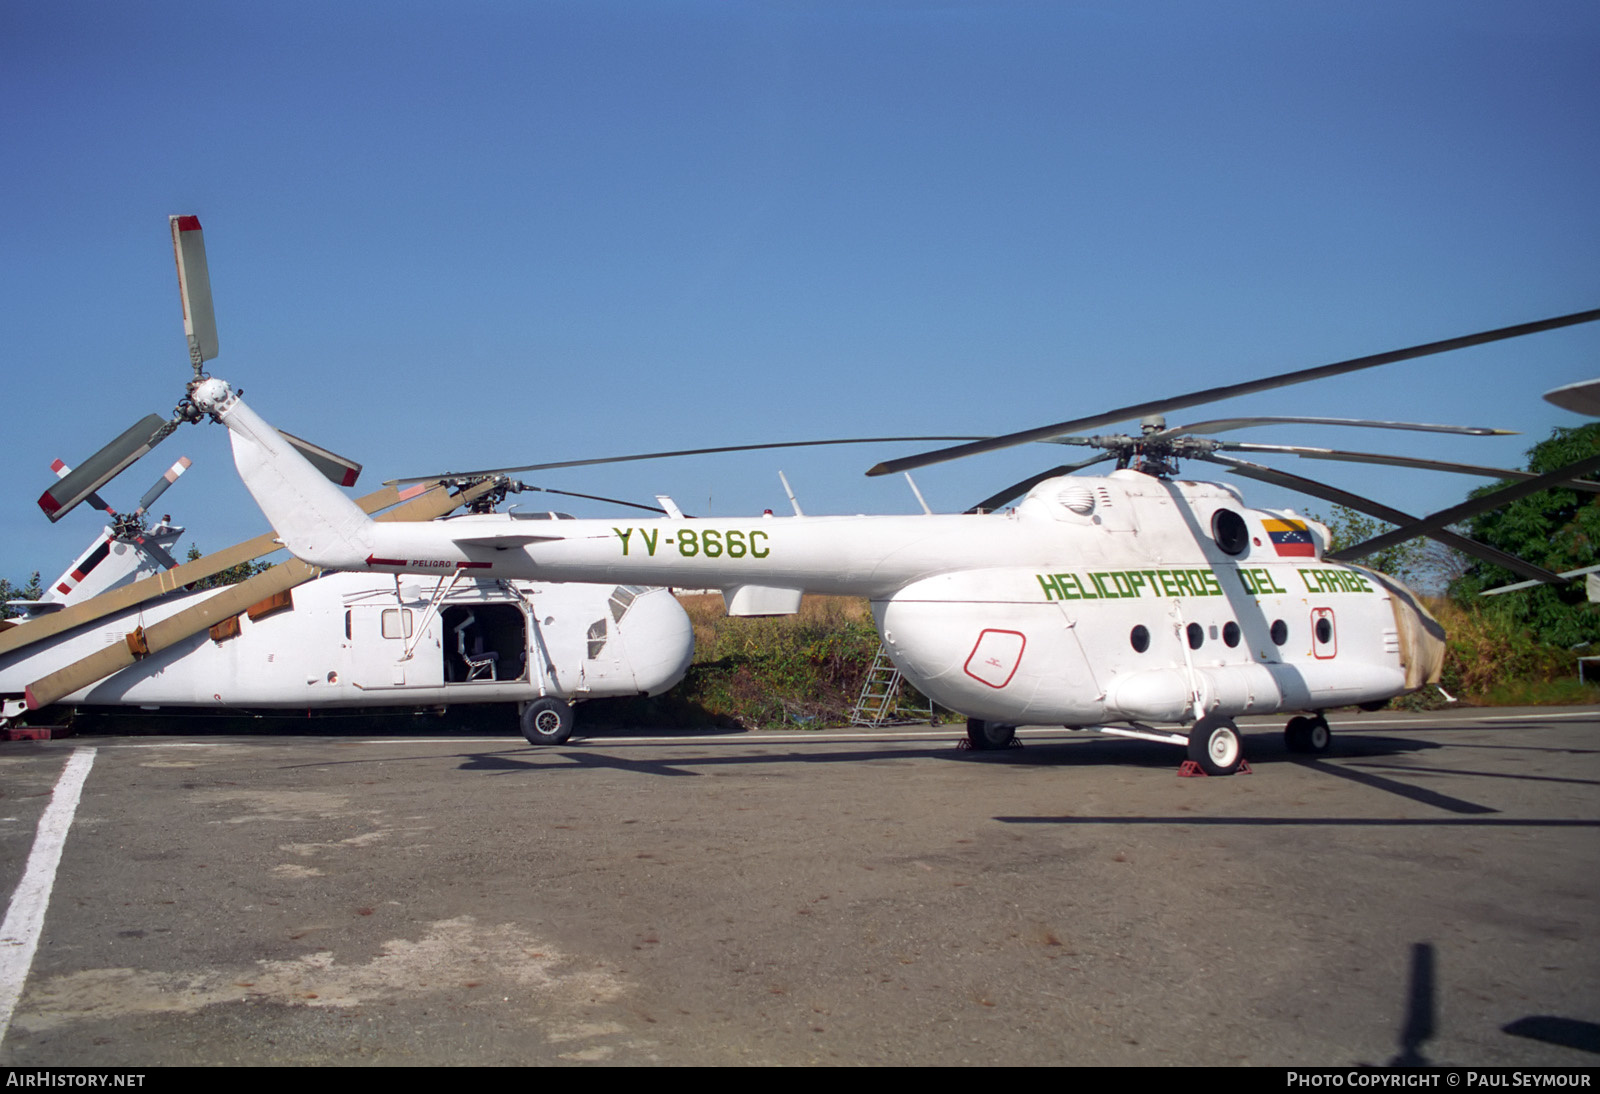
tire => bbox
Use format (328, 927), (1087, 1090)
(1285, 714), (1331, 755)
(1187, 717), (1243, 775)
(521, 697), (574, 745)
(966, 717), (1015, 750)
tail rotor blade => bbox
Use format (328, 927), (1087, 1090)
(135, 456), (193, 515)
(38, 414), (173, 522)
(170, 215), (218, 366)
(279, 430), (362, 487)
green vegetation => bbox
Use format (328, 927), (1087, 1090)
(182, 545), (274, 589)
(0, 572), (43, 620)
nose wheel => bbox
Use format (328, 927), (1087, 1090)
(1285, 713), (1331, 754)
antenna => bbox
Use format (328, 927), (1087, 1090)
(903, 473), (932, 515)
(777, 471), (803, 516)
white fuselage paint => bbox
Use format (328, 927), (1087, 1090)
(198, 380), (1442, 728)
(0, 572), (692, 710)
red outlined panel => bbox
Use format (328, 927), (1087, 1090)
(964, 629), (1026, 689)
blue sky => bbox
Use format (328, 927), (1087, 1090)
(4, 1), (1598, 580)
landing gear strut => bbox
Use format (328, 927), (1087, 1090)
(1284, 713), (1331, 754)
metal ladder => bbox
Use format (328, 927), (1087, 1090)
(850, 644), (932, 726)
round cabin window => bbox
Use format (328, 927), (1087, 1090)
(1186, 622), (1204, 649)
(1130, 625), (1150, 653)
(1222, 621), (1241, 648)
(1270, 619), (1289, 645)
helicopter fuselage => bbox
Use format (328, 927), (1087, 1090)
(202, 379), (1442, 730)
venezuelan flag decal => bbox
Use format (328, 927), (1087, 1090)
(1263, 518), (1315, 557)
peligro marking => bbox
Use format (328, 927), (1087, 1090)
(614, 527), (770, 559)
(365, 554), (491, 570)
(1036, 565), (1374, 602)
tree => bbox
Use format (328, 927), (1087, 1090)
(1449, 422), (1600, 648)
(182, 545), (273, 589)
(0, 573), (43, 621)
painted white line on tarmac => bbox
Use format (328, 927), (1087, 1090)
(0, 748), (96, 1043)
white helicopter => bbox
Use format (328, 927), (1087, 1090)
(184, 259), (1600, 773)
(27, 218), (1600, 772)
(0, 218), (699, 745)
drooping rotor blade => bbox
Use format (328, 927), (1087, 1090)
(1543, 378), (1600, 417)
(965, 452), (1117, 514)
(519, 486), (670, 515)
(1203, 453), (1567, 585)
(0, 481), (452, 660)
(170, 214), (218, 366)
(279, 430), (363, 487)
(868, 307), (1600, 477)
(1327, 452), (1600, 564)
(37, 414), (174, 522)
(387, 436), (989, 485)
(1217, 443), (1600, 493)
(20, 477), (495, 710)
(1151, 416), (1512, 441)
(135, 456), (193, 515)
(1480, 563), (1600, 597)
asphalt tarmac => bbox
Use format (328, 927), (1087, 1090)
(1, 707), (1596, 1066)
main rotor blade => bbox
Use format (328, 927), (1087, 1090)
(965, 452), (1116, 514)
(1544, 378), (1600, 417)
(170, 214), (218, 366)
(1151, 416), (1512, 441)
(387, 436), (989, 485)
(1217, 443), (1600, 492)
(868, 307), (1600, 477)
(519, 486), (669, 515)
(20, 477), (496, 710)
(38, 414), (173, 522)
(279, 430), (363, 487)
(135, 456), (193, 515)
(1327, 452), (1600, 564)
(1203, 453), (1567, 585)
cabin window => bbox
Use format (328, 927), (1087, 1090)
(1316, 617), (1333, 644)
(1186, 622), (1204, 649)
(1222, 621), (1241, 648)
(1129, 625), (1150, 653)
(381, 608), (414, 639)
(1270, 619), (1288, 645)
(587, 618), (608, 659)
(1212, 509), (1249, 556)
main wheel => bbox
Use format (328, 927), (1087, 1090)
(521, 697), (575, 745)
(1187, 717), (1244, 775)
(1285, 714), (1331, 754)
(966, 717), (1016, 750)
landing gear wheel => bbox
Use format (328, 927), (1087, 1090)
(966, 717), (1016, 750)
(1284, 714), (1331, 754)
(1187, 717), (1244, 776)
(520, 697), (574, 745)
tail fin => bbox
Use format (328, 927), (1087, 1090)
(192, 378), (374, 569)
